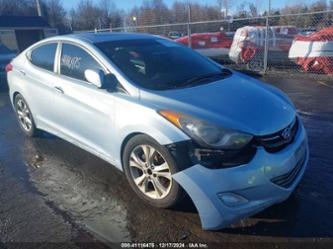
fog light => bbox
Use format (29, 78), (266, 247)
(217, 193), (248, 207)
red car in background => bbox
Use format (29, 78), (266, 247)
(176, 32), (232, 59)
(289, 26), (333, 75)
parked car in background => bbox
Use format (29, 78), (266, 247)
(298, 28), (317, 36)
(225, 31), (235, 39)
(176, 32), (232, 60)
(0, 44), (16, 79)
(168, 31), (183, 40)
(289, 26), (333, 75)
(229, 26), (297, 70)
(7, 33), (308, 230)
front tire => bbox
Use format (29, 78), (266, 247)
(123, 135), (184, 208)
(14, 94), (38, 137)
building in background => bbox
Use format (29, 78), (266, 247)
(0, 16), (58, 52)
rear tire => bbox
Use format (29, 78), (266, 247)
(123, 134), (185, 208)
(14, 94), (38, 137)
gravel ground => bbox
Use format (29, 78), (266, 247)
(0, 73), (332, 249)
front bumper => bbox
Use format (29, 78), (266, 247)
(173, 121), (309, 230)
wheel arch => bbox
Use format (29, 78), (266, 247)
(13, 91), (20, 101)
(120, 132), (144, 171)
(119, 132), (188, 208)
(119, 131), (194, 172)
(11, 91), (22, 109)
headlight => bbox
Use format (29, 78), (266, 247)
(159, 110), (253, 149)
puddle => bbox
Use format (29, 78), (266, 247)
(20, 135), (202, 243)
(0, 93), (8, 109)
(23, 138), (131, 243)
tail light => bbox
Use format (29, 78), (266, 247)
(5, 63), (13, 73)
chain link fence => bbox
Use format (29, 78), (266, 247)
(81, 9), (333, 80)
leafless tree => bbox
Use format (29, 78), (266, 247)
(217, 0), (230, 17)
(0, 0), (36, 15)
(172, 1), (187, 23)
(70, 0), (123, 31)
(43, 0), (67, 28)
(249, 3), (258, 17)
(99, 0), (123, 29)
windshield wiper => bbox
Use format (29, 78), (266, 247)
(181, 68), (232, 87)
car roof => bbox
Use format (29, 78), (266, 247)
(52, 32), (159, 44)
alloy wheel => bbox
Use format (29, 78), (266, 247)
(16, 98), (33, 132)
(129, 144), (172, 199)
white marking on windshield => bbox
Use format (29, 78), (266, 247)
(61, 55), (82, 70)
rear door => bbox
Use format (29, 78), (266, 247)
(23, 42), (59, 129)
(50, 42), (115, 157)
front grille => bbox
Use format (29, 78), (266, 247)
(270, 151), (306, 188)
(256, 118), (299, 153)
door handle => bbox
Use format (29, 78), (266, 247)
(19, 70), (26, 76)
(54, 86), (64, 94)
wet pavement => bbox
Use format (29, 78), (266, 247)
(0, 74), (333, 249)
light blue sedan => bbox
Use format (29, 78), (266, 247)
(6, 33), (309, 230)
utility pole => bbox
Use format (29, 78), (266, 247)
(35, 0), (42, 17)
(187, 2), (192, 48)
(226, 3), (230, 32)
(263, 0), (271, 74)
(225, 0), (228, 17)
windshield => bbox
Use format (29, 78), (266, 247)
(0, 44), (12, 54)
(95, 38), (230, 90)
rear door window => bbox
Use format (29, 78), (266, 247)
(30, 43), (57, 72)
(60, 43), (104, 82)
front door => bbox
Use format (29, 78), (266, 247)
(51, 43), (114, 157)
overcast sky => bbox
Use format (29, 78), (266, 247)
(62, 0), (322, 13)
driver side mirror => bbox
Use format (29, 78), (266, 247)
(84, 69), (104, 88)
(102, 73), (118, 92)
(84, 69), (117, 92)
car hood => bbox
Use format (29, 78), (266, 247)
(139, 72), (296, 136)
